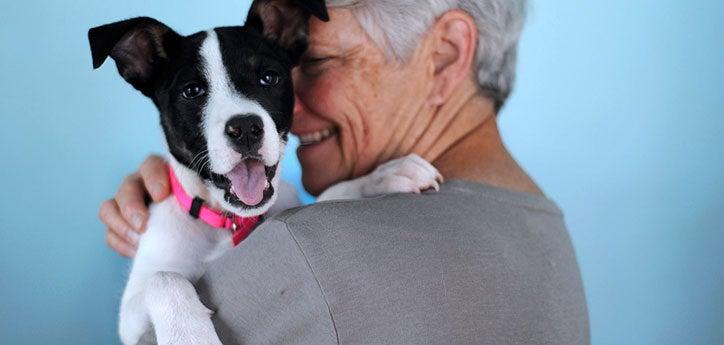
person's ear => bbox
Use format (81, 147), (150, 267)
(426, 10), (478, 106)
(245, 0), (329, 64)
(88, 17), (180, 97)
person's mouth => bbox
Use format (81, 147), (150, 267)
(298, 127), (338, 147)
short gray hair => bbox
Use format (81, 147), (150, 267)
(325, 0), (527, 109)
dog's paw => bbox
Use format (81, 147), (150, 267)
(361, 154), (443, 197)
(165, 319), (223, 345)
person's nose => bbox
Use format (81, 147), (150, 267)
(291, 67), (304, 119)
(293, 92), (304, 119)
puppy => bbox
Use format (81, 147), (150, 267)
(89, 1), (441, 344)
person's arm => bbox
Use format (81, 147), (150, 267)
(98, 155), (171, 257)
(99, 154), (441, 256)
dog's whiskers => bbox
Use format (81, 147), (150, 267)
(198, 159), (210, 176)
(190, 149), (210, 174)
(190, 149), (208, 166)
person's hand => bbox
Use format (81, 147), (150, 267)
(98, 155), (171, 257)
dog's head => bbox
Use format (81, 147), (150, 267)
(89, 0), (328, 216)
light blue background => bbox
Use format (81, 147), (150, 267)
(1, 0), (722, 344)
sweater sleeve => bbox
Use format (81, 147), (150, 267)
(196, 218), (338, 345)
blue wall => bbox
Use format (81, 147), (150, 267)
(1, 0), (722, 344)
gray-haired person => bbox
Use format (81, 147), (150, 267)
(99, 1), (589, 343)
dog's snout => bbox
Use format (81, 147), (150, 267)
(225, 115), (264, 154)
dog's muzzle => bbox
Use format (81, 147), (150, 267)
(225, 114), (264, 156)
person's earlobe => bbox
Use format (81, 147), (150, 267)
(427, 10), (477, 106)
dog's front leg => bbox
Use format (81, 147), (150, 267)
(119, 272), (222, 345)
(119, 285), (153, 345)
(318, 154), (443, 201)
(119, 199), (226, 345)
(145, 272), (222, 345)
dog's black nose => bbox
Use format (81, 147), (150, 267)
(225, 115), (264, 154)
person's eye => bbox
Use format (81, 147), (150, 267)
(181, 83), (206, 99)
(300, 56), (333, 77)
(259, 70), (281, 87)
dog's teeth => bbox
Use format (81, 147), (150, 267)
(264, 180), (270, 190)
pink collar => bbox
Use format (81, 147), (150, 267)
(169, 165), (262, 246)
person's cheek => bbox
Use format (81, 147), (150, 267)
(340, 101), (377, 176)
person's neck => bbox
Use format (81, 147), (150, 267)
(415, 88), (543, 196)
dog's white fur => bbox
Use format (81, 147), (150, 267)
(200, 30), (283, 217)
(118, 32), (442, 345)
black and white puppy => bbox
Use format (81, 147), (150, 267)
(90, 0), (441, 344)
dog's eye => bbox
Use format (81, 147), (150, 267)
(182, 84), (206, 99)
(259, 70), (280, 87)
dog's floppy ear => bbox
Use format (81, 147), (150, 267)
(88, 17), (180, 96)
(246, 0), (329, 63)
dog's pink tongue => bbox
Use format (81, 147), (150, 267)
(228, 160), (266, 206)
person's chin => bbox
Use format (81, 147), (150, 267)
(299, 158), (344, 197)
(296, 134), (348, 195)
(301, 170), (338, 196)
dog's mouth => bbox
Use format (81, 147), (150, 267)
(221, 158), (277, 208)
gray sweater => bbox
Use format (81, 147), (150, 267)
(196, 180), (589, 344)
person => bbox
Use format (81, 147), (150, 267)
(99, 0), (589, 343)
